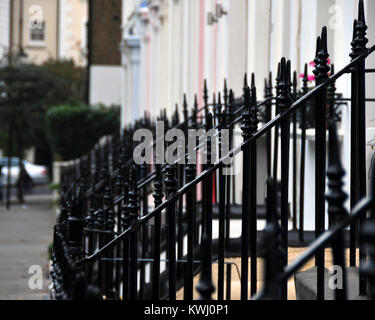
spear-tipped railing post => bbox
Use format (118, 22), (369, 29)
(361, 162), (375, 300)
(265, 73), (273, 176)
(326, 120), (348, 300)
(349, 19), (359, 269)
(273, 63), (281, 180)
(278, 58), (292, 300)
(313, 27), (330, 301)
(165, 158), (177, 300)
(193, 94), (198, 129)
(217, 91), (226, 300)
(299, 64), (309, 243)
(249, 73), (259, 296)
(354, 0), (369, 295)
(185, 133), (197, 300)
(152, 163), (163, 300)
(240, 76), (251, 300)
(256, 178), (282, 300)
(121, 178), (130, 300)
(204, 80), (209, 120)
(127, 165), (139, 301)
(196, 113), (215, 300)
(292, 71), (298, 231)
(226, 90), (235, 244)
(103, 177), (115, 299)
(115, 144), (125, 295)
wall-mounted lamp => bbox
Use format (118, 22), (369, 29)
(216, 4), (228, 18)
(207, 12), (218, 25)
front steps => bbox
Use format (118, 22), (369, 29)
(294, 266), (369, 300)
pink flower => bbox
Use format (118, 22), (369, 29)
(299, 74), (316, 82)
(308, 75), (315, 81)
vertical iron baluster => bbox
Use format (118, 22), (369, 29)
(225, 90), (234, 256)
(249, 74), (259, 295)
(313, 27), (330, 301)
(299, 64), (308, 243)
(166, 160), (177, 300)
(152, 163), (163, 300)
(201, 81), (209, 238)
(354, 0), (368, 295)
(361, 160), (375, 300)
(193, 95), (199, 246)
(217, 93), (226, 300)
(326, 120), (348, 300)
(212, 93), (217, 127)
(95, 188), (105, 296)
(240, 75), (250, 300)
(273, 63), (281, 179)
(193, 94), (198, 131)
(139, 163), (147, 300)
(185, 134), (196, 300)
(128, 165), (139, 301)
(279, 58), (292, 300)
(121, 179), (130, 300)
(103, 178), (115, 299)
(256, 177), (282, 300)
(212, 93), (218, 206)
(85, 195), (95, 290)
(115, 145), (125, 296)
(349, 19), (359, 269)
(196, 113), (215, 300)
(292, 71), (298, 231)
(204, 80), (209, 121)
(265, 73), (273, 177)
(177, 105), (184, 282)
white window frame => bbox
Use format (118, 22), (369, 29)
(28, 20), (46, 47)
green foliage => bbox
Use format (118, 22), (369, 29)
(48, 183), (60, 191)
(0, 58), (85, 161)
(46, 103), (120, 161)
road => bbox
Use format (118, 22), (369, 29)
(0, 188), (55, 300)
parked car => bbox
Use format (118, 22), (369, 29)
(0, 158), (49, 187)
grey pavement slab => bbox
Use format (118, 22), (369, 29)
(0, 190), (56, 300)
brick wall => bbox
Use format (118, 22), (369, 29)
(91, 0), (122, 65)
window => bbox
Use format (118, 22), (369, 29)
(29, 21), (46, 45)
(0, 158), (19, 167)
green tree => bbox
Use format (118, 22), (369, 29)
(0, 57), (86, 167)
(46, 103), (120, 161)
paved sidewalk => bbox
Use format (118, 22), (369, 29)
(0, 189), (56, 300)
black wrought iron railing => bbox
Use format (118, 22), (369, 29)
(51, 1), (375, 301)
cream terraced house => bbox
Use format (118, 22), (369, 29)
(120, 0), (375, 230)
(8, 0), (87, 65)
(0, 1), (10, 62)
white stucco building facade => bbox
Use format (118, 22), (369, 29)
(120, 0), (375, 231)
(0, 0), (10, 62)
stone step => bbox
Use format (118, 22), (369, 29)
(294, 266), (369, 300)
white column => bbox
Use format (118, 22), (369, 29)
(227, 0), (247, 95)
(269, 0), (292, 73)
(247, 0), (272, 91)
